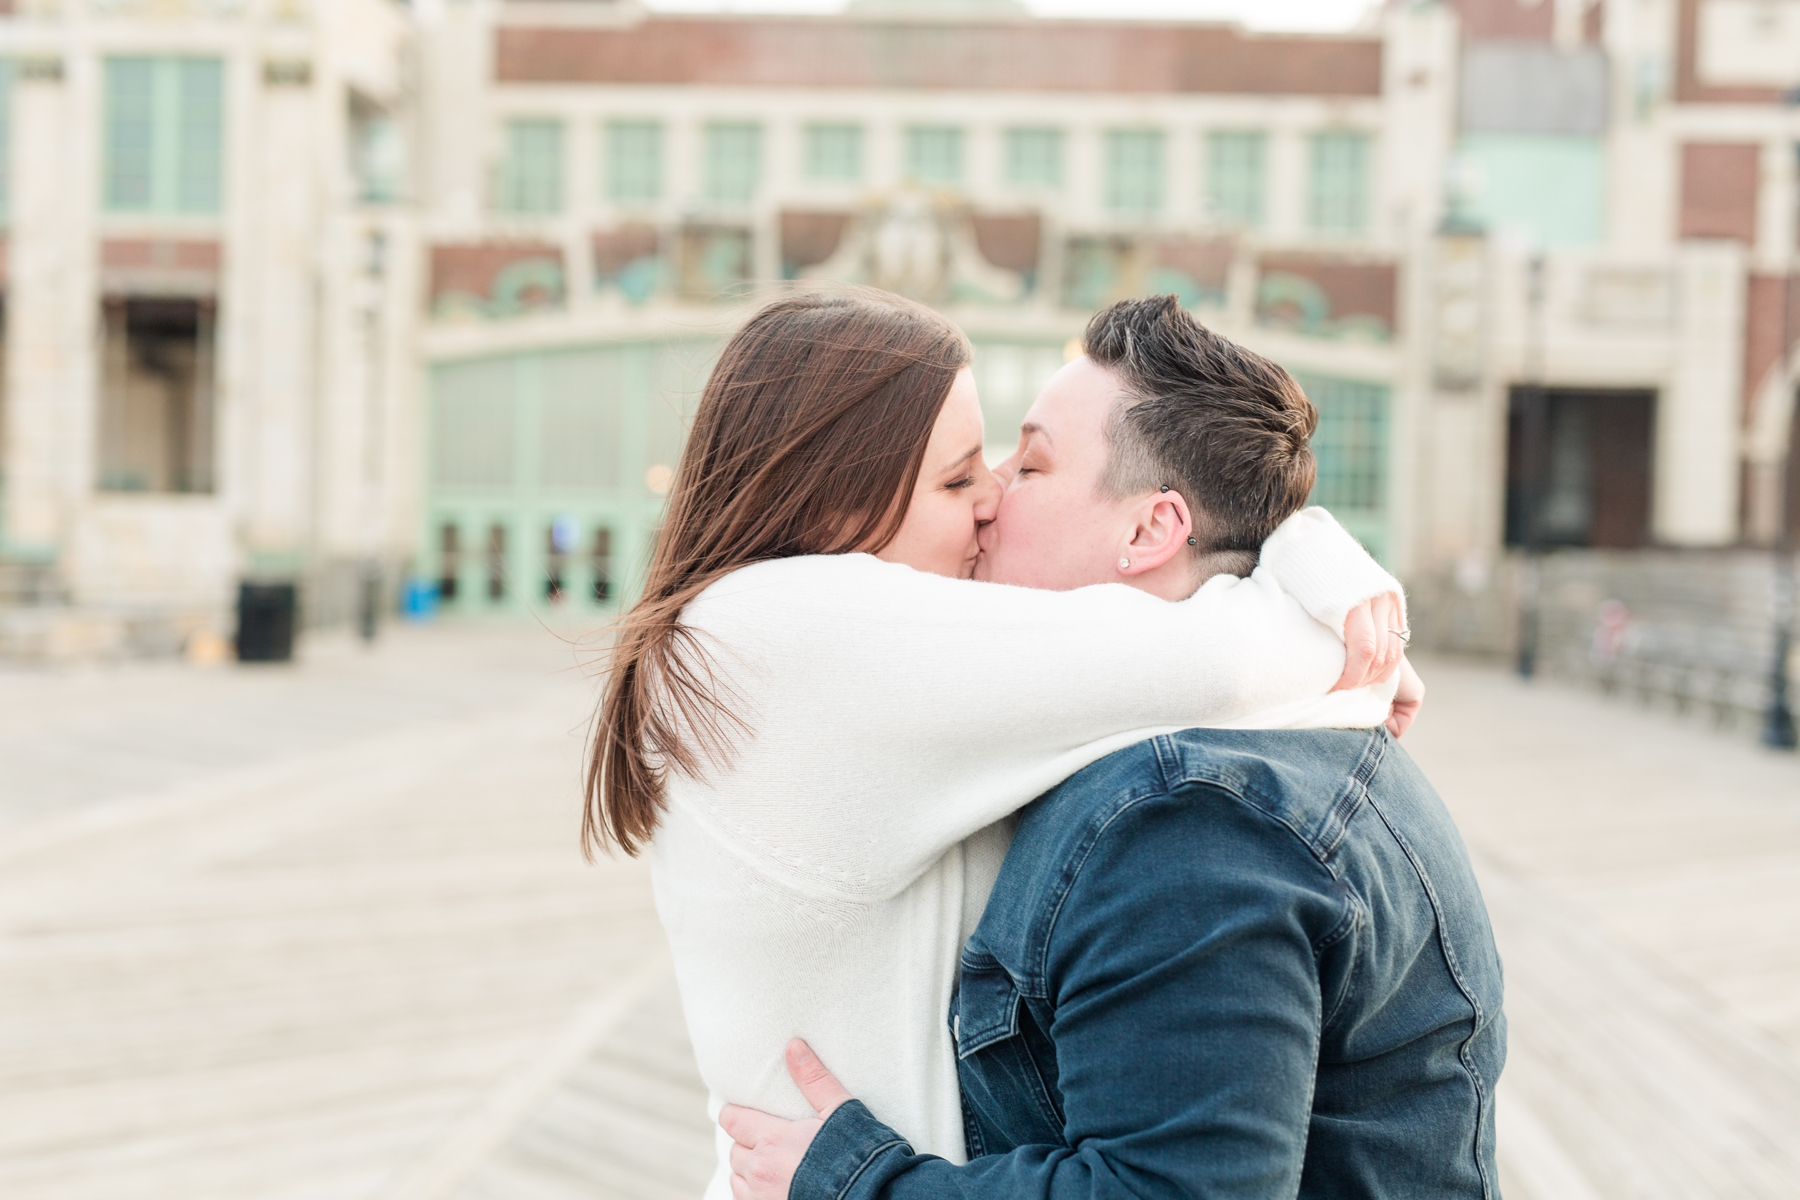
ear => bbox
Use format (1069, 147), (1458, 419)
(1117, 489), (1193, 577)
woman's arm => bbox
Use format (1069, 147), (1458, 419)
(1257, 507), (1404, 636)
(673, 510), (1400, 902)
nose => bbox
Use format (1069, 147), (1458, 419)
(972, 459), (1002, 524)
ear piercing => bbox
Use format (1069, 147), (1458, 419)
(1187, 537), (1198, 546)
(1119, 557), (1131, 570)
(1160, 484), (1170, 492)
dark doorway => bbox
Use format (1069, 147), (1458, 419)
(1506, 387), (1654, 549)
(97, 297), (217, 493)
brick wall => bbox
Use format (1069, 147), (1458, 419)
(1679, 143), (1760, 243)
(1742, 274), (1800, 413)
(495, 19), (1383, 96)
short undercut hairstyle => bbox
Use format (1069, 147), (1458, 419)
(1085, 295), (1318, 558)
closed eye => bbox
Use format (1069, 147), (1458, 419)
(945, 476), (975, 491)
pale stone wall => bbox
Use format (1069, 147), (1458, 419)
(0, 0), (420, 658)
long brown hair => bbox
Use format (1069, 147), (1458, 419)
(584, 288), (972, 857)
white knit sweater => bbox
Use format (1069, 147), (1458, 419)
(644, 508), (1401, 1199)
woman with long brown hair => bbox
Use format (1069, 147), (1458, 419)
(587, 288), (1402, 1198)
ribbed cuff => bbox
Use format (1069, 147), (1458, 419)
(1258, 507), (1404, 636)
(791, 1101), (916, 1200)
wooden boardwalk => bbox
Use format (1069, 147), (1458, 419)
(3, 630), (1799, 1199)
(1403, 659), (1800, 1200)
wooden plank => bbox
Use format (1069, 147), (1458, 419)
(7, 637), (1800, 1200)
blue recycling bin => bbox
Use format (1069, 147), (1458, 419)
(402, 578), (440, 622)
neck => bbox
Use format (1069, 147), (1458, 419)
(1128, 549), (1260, 600)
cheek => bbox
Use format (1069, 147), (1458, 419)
(1005, 486), (1063, 548)
(914, 492), (974, 555)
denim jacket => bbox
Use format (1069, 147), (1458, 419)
(791, 728), (1506, 1200)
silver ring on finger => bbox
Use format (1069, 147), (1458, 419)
(1387, 627), (1411, 645)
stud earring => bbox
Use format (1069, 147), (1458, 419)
(1187, 536), (1198, 546)
(1119, 557), (1131, 570)
(1160, 484), (1171, 493)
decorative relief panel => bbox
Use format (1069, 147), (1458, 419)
(592, 224), (663, 304)
(1255, 253), (1396, 342)
(676, 225), (753, 302)
(1060, 235), (1231, 312)
(784, 191), (1034, 306)
(431, 242), (565, 321)
(1580, 265), (1674, 329)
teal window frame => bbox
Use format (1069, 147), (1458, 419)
(1004, 127), (1063, 188)
(704, 122), (761, 204)
(1293, 369), (1390, 560)
(1206, 130), (1265, 228)
(103, 57), (224, 215)
(500, 118), (564, 215)
(804, 123), (862, 182)
(606, 120), (662, 203)
(905, 125), (964, 185)
(1105, 129), (1164, 215)
(1309, 130), (1371, 237)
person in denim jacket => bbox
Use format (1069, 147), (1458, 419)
(726, 724), (1504, 1200)
(716, 297), (1500, 1199)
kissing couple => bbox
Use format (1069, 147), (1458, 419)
(586, 289), (1504, 1200)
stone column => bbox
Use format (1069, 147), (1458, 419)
(237, 65), (321, 563)
(1658, 242), (1746, 545)
(3, 55), (97, 565)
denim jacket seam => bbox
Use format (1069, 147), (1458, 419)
(1154, 771), (1365, 1029)
(1040, 771), (1357, 1012)
(1362, 788), (1498, 1200)
(1309, 730), (1389, 863)
(1316, 888), (1365, 1029)
(1030, 782), (1168, 990)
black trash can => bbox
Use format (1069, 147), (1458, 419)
(236, 582), (298, 662)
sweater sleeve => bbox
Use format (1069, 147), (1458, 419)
(671, 509), (1392, 903)
(1257, 506), (1404, 635)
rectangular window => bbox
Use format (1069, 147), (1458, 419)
(704, 122), (761, 204)
(438, 523), (461, 603)
(544, 523), (567, 601)
(1309, 131), (1371, 237)
(105, 60), (156, 210)
(1293, 370), (1389, 559)
(350, 94), (403, 205)
(500, 119), (563, 214)
(487, 523), (508, 601)
(906, 126), (964, 185)
(97, 298), (217, 494)
(606, 120), (662, 202)
(104, 57), (223, 215)
(1004, 127), (1063, 188)
(1105, 129), (1164, 214)
(1206, 131), (1265, 228)
(591, 526), (614, 603)
(805, 123), (862, 182)
(177, 60), (223, 211)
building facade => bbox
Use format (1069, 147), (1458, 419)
(3, 0), (1799, 708)
(0, 0), (419, 655)
(415, 0), (1449, 614)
